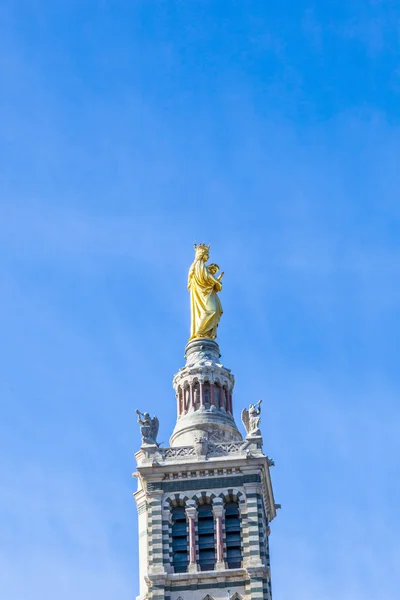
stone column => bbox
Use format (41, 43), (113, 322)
(199, 380), (204, 406)
(243, 484), (263, 567)
(189, 382), (194, 410)
(185, 503), (198, 573)
(246, 566), (270, 600)
(210, 382), (215, 407)
(185, 386), (189, 412)
(146, 573), (168, 600)
(134, 487), (148, 598)
(178, 387), (182, 416)
(213, 500), (226, 570)
(147, 490), (165, 574)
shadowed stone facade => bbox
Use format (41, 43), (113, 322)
(134, 339), (278, 600)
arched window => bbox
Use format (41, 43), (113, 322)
(203, 381), (211, 408)
(197, 504), (215, 571)
(225, 501), (242, 569)
(171, 506), (188, 573)
(214, 383), (220, 408)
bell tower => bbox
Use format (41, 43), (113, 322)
(133, 246), (279, 600)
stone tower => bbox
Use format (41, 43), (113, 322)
(134, 245), (278, 600)
(133, 339), (279, 600)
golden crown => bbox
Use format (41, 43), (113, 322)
(194, 243), (210, 253)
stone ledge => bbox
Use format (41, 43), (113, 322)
(166, 567), (248, 584)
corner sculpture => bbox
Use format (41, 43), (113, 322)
(136, 409), (159, 446)
(188, 243), (224, 340)
(241, 399), (263, 438)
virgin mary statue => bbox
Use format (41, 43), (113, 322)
(188, 244), (224, 340)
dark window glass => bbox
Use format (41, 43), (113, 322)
(225, 501), (242, 569)
(226, 531), (241, 544)
(198, 504), (215, 571)
(171, 506), (188, 573)
(173, 553), (189, 564)
(172, 537), (188, 551)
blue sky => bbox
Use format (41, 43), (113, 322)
(1, 1), (399, 599)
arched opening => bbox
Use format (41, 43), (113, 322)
(227, 389), (232, 413)
(214, 382), (221, 408)
(182, 386), (188, 413)
(225, 501), (242, 569)
(203, 381), (211, 408)
(197, 503), (215, 571)
(220, 386), (226, 410)
(171, 506), (189, 573)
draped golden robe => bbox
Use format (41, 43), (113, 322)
(188, 257), (223, 340)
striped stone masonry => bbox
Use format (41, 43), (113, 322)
(134, 454), (277, 600)
(133, 337), (278, 600)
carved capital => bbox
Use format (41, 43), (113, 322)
(212, 505), (225, 518)
(185, 504), (197, 520)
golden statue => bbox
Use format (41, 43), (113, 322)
(188, 244), (224, 340)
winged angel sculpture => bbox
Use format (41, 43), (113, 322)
(241, 400), (262, 438)
(136, 409), (159, 446)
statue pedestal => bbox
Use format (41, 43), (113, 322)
(139, 444), (159, 460)
(184, 338), (222, 367)
(244, 434), (263, 443)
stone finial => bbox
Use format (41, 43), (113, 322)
(136, 409), (159, 446)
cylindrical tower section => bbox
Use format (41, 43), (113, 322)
(170, 339), (242, 447)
